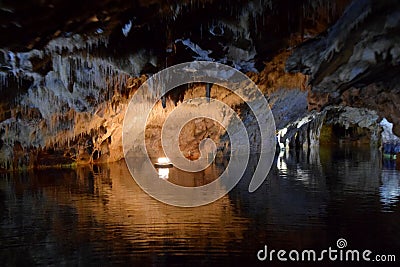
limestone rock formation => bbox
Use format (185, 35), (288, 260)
(0, 0), (398, 169)
(286, 0), (400, 136)
(380, 118), (400, 154)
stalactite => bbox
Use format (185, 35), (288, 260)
(161, 96), (167, 109)
(0, 0), (379, 170)
(206, 83), (211, 102)
(0, 72), (8, 88)
(0, 31), (145, 169)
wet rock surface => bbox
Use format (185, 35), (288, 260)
(286, 0), (400, 136)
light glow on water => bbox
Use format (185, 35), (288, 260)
(158, 168), (170, 180)
(380, 169), (400, 211)
(1, 146), (399, 266)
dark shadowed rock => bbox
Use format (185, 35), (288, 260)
(286, 0), (400, 136)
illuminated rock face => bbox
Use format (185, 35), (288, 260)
(0, 43), (308, 170)
(286, 0), (400, 136)
(0, 0), (399, 169)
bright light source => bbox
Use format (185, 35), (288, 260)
(155, 157), (173, 169)
(157, 157), (170, 164)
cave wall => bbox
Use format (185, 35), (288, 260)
(2, 0), (334, 170)
(1, 0), (399, 170)
(286, 0), (400, 136)
(319, 106), (381, 145)
(0, 39), (309, 170)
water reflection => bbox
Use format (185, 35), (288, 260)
(276, 145), (400, 211)
(1, 146), (399, 266)
(0, 162), (249, 266)
(158, 167), (170, 180)
(167, 162), (225, 187)
(380, 170), (400, 210)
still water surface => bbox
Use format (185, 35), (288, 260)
(1, 146), (399, 266)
